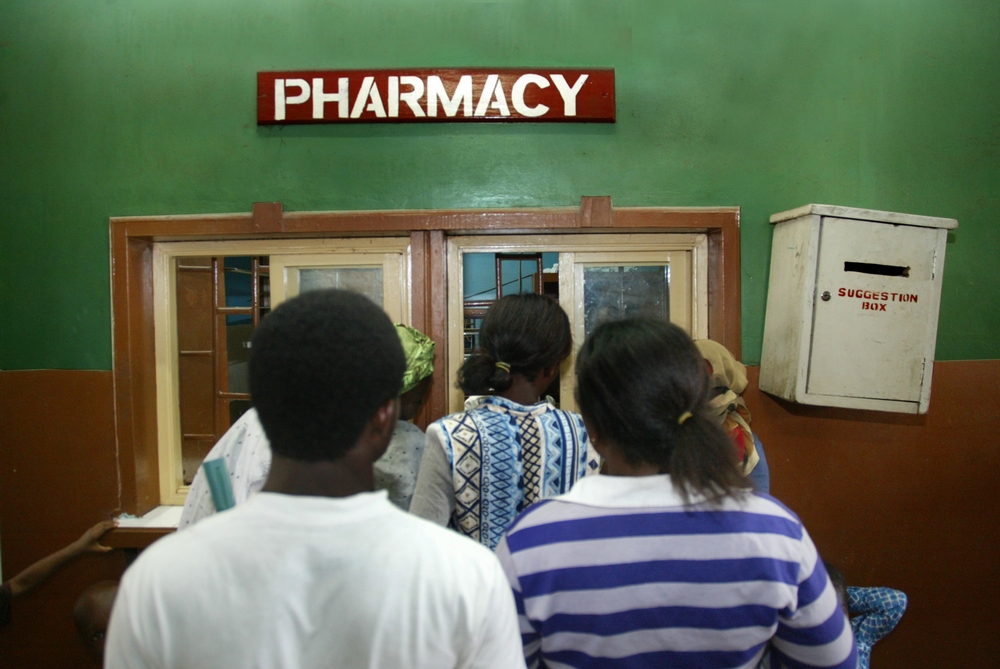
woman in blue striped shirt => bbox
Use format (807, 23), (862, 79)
(496, 319), (857, 669)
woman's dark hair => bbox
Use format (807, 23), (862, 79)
(458, 293), (572, 396)
(575, 318), (744, 501)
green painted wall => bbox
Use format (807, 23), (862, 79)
(1, 0), (997, 370)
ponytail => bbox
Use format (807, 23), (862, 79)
(458, 294), (571, 397)
(458, 353), (514, 395)
(575, 318), (744, 502)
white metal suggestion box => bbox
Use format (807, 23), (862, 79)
(759, 204), (957, 414)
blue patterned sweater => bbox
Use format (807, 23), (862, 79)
(429, 396), (600, 549)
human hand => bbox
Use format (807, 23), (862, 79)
(74, 519), (118, 553)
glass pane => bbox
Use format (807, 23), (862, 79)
(583, 264), (670, 337)
(499, 258), (539, 296)
(224, 257), (254, 329)
(463, 253), (497, 301)
(226, 322), (252, 394)
(298, 267), (383, 306)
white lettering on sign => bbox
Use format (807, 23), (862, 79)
(274, 78), (310, 121)
(312, 77), (349, 119)
(474, 74), (510, 117)
(511, 74), (550, 117)
(427, 75), (473, 117)
(350, 76), (386, 118)
(550, 74), (588, 116)
(262, 71), (614, 123)
(398, 76), (425, 117)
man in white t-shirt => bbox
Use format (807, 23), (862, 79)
(105, 289), (525, 669)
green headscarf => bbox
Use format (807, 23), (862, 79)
(396, 324), (436, 394)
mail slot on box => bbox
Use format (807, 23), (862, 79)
(759, 204), (957, 414)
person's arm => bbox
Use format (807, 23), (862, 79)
(770, 531), (857, 668)
(495, 536), (542, 669)
(8, 520), (116, 597)
(408, 426), (456, 525)
(748, 435), (770, 494)
(847, 586), (907, 647)
(466, 551), (529, 669)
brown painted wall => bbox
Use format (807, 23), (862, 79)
(0, 371), (129, 667)
(744, 360), (1000, 667)
(1, 363), (997, 666)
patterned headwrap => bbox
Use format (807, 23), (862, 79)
(396, 324), (436, 394)
(693, 339), (759, 476)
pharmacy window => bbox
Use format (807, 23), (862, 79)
(447, 234), (709, 415)
(152, 238), (411, 505)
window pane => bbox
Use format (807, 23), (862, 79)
(223, 256), (254, 311)
(583, 264), (670, 337)
(226, 322), (252, 394)
(298, 267), (383, 306)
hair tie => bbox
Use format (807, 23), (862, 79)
(677, 411), (693, 426)
(495, 362), (511, 373)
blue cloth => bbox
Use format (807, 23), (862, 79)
(429, 396), (598, 549)
(748, 435), (770, 494)
(848, 586), (907, 669)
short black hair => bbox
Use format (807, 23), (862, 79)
(458, 293), (572, 395)
(249, 289), (406, 461)
(575, 318), (744, 500)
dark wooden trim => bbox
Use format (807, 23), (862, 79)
(104, 527), (174, 550)
(581, 196), (613, 227)
(111, 201), (740, 511)
(252, 201), (284, 233)
(426, 230), (449, 427)
(111, 228), (160, 516)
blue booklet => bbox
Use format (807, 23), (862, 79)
(202, 458), (236, 512)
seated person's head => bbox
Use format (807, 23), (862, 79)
(395, 324), (436, 422)
(250, 289), (406, 463)
(574, 318), (743, 499)
(73, 580), (117, 660)
(458, 293), (572, 396)
(693, 339), (748, 417)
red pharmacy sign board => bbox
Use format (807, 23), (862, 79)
(257, 68), (615, 124)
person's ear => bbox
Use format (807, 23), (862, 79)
(371, 397), (399, 440)
(582, 416), (602, 451)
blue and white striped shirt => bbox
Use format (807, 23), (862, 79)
(496, 474), (857, 669)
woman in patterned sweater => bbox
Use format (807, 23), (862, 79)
(410, 293), (600, 549)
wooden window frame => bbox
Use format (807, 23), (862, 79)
(111, 198), (740, 517)
(445, 233), (710, 415)
(153, 238), (413, 506)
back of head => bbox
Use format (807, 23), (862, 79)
(575, 318), (744, 500)
(249, 289), (406, 461)
(458, 293), (572, 395)
(73, 580), (118, 659)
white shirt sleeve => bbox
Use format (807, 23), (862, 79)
(464, 557), (528, 669)
(408, 425), (455, 526)
(178, 409), (271, 530)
